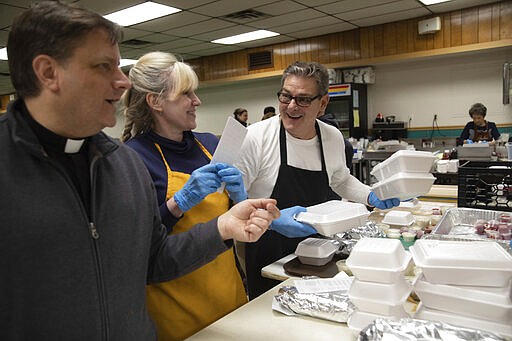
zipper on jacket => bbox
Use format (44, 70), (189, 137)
(89, 153), (110, 341)
(89, 222), (99, 239)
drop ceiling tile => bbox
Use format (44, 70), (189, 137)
(0, 0), (32, 7)
(287, 21), (357, 38)
(135, 33), (182, 44)
(293, 0), (340, 6)
(164, 0), (217, 10)
(191, 25), (255, 41)
(163, 18), (235, 37)
(131, 11), (210, 32)
(335, 0), (422, 21)
(77, 0), (141, 14)
(351, 7), (430, 27)
(0, 30), (9, 45)
(189, 44), (244, 56)
(250, 8), (326, 29)
(253, 1), (308, 16)
(318, 0), (398, 14)
(189, 0), (276, 17)
(175, 43), (216, 53)
(271, 15), (342, 34)
(0, 5), (25, 29)
(152, 38), (204, 51)
(120, 27), (154, 41)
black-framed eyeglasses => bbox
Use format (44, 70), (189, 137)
(277, 91), (322, 107)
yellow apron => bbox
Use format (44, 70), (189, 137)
(146, 140), (247, 341)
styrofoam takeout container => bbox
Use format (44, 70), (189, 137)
(413, 274), (512, 323)
(410, 239), (512, 287)
(415, 303), (512, 339)
(348, 309), (408, 334)
(295, 238), (338, 266)
(371, 172), (436, 201)
(382, 211), (415, 226)
(346, 238), (412, 283)
(370, 150), (436, 181)
(295, 200), (369, 236)
(348, 277), (411, 316)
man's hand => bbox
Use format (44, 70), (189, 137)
(217, 199), (280, 242)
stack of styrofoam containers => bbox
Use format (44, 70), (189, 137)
(371, 150), (436, 201)
(410, 239), (512, 339)
(345, 238), (412, 333)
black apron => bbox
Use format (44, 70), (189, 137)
(245, 121), (330, 299)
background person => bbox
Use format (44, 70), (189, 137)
(121, 51), (248, 340)
(460, 102), (500, 144)
(235, 61), (399, 299)
(261, 106), (276, 120)
(233, 107), (249, 127)
(0, 1), (279, 339)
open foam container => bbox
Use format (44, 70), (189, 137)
(409, 239), (512, 287)
(370, 150), (436, 181)
(295, 200), (369, 236)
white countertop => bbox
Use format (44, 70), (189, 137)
(186, 278), (356, 341)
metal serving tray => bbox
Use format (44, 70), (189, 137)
(427, 207), (511, 253)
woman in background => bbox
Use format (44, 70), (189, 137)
(233, 107), (249, 127)
(460, 103), (500, 144)
(121, 52), (247, 340)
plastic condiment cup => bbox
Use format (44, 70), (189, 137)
(402, 232), (416, 242)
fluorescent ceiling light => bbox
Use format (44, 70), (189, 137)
(212, 30), (279, 45)
(104, 1), (181, 26)
(418, 0), (451, 5)
(0, 47), (7, 60)
(120, 59), (137, 67)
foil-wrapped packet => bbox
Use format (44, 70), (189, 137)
(274, 285), (355, 323)
(333, 221), (387, 257)
(359, 318), (506, 341)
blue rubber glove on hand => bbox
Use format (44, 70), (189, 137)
(174, 164), (222, 212)
(466, 139), (473, 144)
(270, 206), (317, 238)
(216, 163), (248, 203)
(368, 192), (400, 210)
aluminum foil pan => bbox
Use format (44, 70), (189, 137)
(429, 207), (511, 254)
(359, 318), (506, 341)
(274, 285), (354, 323)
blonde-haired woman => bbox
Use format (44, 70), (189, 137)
(121, 52), (247, 340)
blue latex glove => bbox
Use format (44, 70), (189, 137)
(216, 163), (248, 203)
(174, 164), (222, 212)
(466, 139), (473, 144)
(368, 192), (400, 210)
(270, 206), (317, 238)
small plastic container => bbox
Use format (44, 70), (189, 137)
(382, 211), (415, 226)
(371, 172), (436, 201)
(413, 215), (430, 228)
(413, 273), (512, 323)
(295, 200), (369, 236)
(409, 239), (512, 287)
(415, 303), (512, 339)
(295, 238), (338, 266)
(370, 150), (436, 181)
(346, 238), (412, 283)
(401, 231), (416, 242)
(348, 277), (411, 316)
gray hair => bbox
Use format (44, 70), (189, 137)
(281, 61), (330, 95)
(121, 51), (199, 141)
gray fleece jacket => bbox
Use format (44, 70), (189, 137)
(0, 99), (230, 340)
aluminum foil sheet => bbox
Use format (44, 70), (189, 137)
(359, 318), (506, 341)
(333, 221), (387, 257)
(274, 285), (354, 323)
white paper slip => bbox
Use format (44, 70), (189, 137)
(211, 116), (248, 193)
(294, 274), (353, 294)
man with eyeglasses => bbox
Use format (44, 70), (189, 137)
(235, 61), (400, 299)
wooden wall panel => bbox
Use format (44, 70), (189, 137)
(461, 7), (479, 45)
(500, 1), (512, 38)
(193, 1), (512, 83)
(478, 5), (493, 42)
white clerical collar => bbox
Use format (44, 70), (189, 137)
(64, 139), (85, 154)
